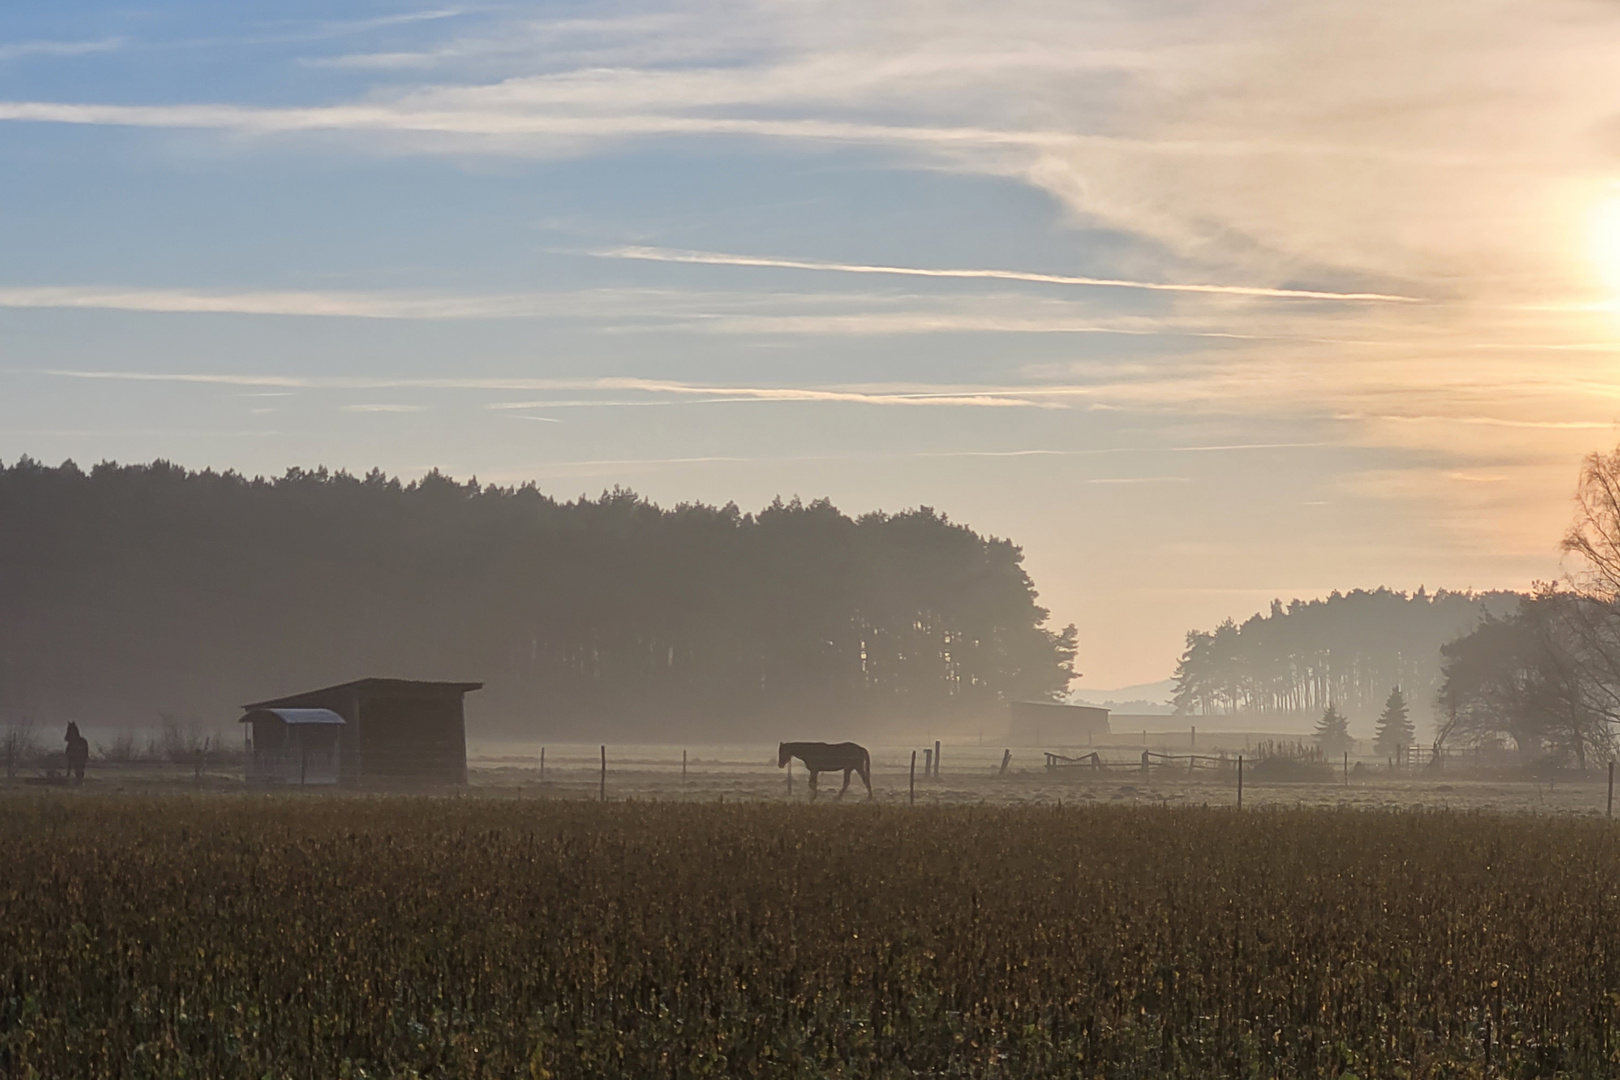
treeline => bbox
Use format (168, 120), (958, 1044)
(1430, 446), (1620, 765)
(1172, 588), (1520, 733)
(0, 458), (1076, 739)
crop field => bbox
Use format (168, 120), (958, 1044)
(5, 797), (1620, 1079)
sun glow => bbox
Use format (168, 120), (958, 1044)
(1592, 192), (1620, 299)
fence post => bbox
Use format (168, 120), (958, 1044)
(1237, 755), (1243, 809)
(909, 750), (917, 805)
(682, 749), (687, 784)
(1344, 751), (1349, 786)
(1191, 725), (1196, 750)
(599, 745), (606, 802)
(787, 757), (792, 796)
(923, 748), (932, 777)
(1608, 760), (1614, 820)
(539, 746), (545, 783)
(1141, 748), (1149, 773)
(934, 740), (941, 777)
(999, 748), (1012, 777)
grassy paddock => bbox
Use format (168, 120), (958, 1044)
(3, 798), (1619, 1078)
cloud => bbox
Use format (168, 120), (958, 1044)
(0, 98), (1052, 157)
(6, 0), (1616, 305)
(1334, 413), (1615, 431)
(338, 403), (426, 412)
(919, 442), (1336, 457)
(30, 362), (1614, 446)
(590, 246), (1421, 302)
(0, 284), (502, 319)
(34, 369), (1057, 409)
(302, 52), (446, 70)
(8, 0), (1620, 547)
(1085, 476), (1192, 484)
(0, 39), (121, 61)
(0, 281), (1382, 340)
(243, 8), (474, 47)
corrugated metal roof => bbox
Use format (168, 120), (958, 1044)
(239, 707), (347, 726)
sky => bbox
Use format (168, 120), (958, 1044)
(4, 0), (1620, 691)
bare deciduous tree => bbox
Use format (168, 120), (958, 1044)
(1564, 446), (1620, 600)
(2, 713), (39, 778)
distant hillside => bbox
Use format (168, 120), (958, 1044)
(0, 458), (1076, 739)
(1073, 678), (1176, 714)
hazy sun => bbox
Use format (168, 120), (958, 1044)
(1593, 193), (1620, 297)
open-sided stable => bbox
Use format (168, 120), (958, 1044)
(240, 678), (481, 786)
(1007, 700), (1111, 746)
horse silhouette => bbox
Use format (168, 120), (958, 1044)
(64, 722), (89, 785)
(778, 741), (872, 801)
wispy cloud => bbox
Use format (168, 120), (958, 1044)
(1337, 413), (1615, 431)
(0, 281), (1370, 340)
(4, 0), (1618, 304)
(591, 246), (1421, 303)
(1085, 476), (1193, 484)
(917, 443), (1337, 458)
(302, 51), (445, 70)
(0, 284), (530, 319)
(238, 8), (474, 47)
(339, 403), (426, 412)
(31, 365), (1617, 447)
(0, 98), (1057, 155)
(34, 369), (1057, 409)
(0, 39), (121, 61)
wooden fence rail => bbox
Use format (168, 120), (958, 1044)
(1045, 750), (1237, 774)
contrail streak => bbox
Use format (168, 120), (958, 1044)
(591, 246), (1423, 303)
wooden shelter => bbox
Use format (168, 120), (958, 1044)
(1007, 700), (1111, 746)
(241, 678), (482, 786)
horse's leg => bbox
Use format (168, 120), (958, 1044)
(808, 771), (819, 801)
(836, 769), (852, 800)
(861, 764), (873, 800)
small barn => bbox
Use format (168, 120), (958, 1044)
(1007, 700), (1111, 745)
(241, 678), (482, 786)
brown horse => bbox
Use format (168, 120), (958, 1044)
(64, 721), (89, 785)
(778, 741), (872, 801)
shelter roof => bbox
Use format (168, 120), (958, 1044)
(239, 707), (347, 726)
(243, 678), (483, 710)
(1009, 700), (1110, 713)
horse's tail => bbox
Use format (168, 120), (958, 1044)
(861, 746), (871, 779)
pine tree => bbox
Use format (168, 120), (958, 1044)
(1373, 685), (1415, 758)
(1314, 704), (1352, 756)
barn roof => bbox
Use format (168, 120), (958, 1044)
(239, 707), (347, 726)
(1009, 700), (1110, 714)
(243, 678), (484, 710)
